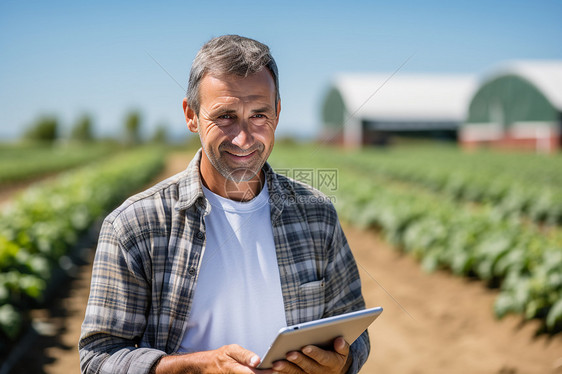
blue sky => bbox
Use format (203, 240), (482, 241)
(1, 0), (561, 141)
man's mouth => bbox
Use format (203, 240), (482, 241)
(224, 150), (257, 160)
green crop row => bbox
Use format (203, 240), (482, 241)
(333, 144), (562, 225)
(335, 177), (562, 331)
(0, 146), (165, 351)
(270, 144), (562, 332)
(0, 142), (120, 184)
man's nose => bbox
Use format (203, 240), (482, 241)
(231, 121), (254, 148)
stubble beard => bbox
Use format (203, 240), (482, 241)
(200, 137), (267, 183)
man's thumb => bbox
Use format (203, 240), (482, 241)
(227, 344), (261, 368)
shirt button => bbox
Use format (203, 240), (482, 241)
(196, 231), (204, 240)
(188, 267), (197, 276)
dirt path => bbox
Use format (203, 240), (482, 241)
(8, 151), (562, 373)
(346, 224), (562, 374)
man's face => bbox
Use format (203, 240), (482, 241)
(184, 69), (280, 186)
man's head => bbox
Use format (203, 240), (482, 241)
(186, 35), (280, 116)
(182, 35), (281, 199)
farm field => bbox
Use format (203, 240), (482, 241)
(269, 143), (562, 333)
(4, 145), (562, 373)
(0, 144), (166, 361)
(0, 142), (120, 185)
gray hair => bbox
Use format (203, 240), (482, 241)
(186, 35), (280, 115)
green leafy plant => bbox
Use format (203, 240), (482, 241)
(0, 146), (165, 348)
(270, 144), (562, 332)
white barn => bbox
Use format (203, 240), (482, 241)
(321, 73), (477, 147)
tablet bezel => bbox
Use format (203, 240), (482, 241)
(257, 306), (383, 369)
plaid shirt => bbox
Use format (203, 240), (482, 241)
(79, 149), (369, 374)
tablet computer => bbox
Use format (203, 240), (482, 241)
(258, 306), (383, 369)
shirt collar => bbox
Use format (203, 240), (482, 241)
(175, 149), (206, 212)
(175, 148), (285, 221)
(263, 161), (286, 223)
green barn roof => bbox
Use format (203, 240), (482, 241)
(466, 61), (562, 126)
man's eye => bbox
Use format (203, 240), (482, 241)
(250, 114), (269, 126)
(219, 114), (233, 119)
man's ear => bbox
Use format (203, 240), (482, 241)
(183, 98), (198, 133)
(273, 99), (282, 129)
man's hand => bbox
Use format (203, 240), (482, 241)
(271, 337), (351, 374)
(153, 344), (275, 374)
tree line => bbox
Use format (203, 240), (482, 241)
(22, 111), (169, 145)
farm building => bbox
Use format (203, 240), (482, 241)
(460, 61), (562, 153)
(321, 73), (476, 146)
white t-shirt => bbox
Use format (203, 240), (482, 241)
(178, 184), (287, 356)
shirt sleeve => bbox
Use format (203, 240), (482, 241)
(323, 208), (370, 374)
(79, 218), (165, 374)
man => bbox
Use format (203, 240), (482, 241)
(79, 35), (369, 374)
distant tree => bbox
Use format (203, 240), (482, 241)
(23, 115), (58, 143)
(124, 110), (142, 145)
(151, 123), (168, 144)
(70, 114), (94, 142)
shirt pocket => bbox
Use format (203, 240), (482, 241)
(298, 279), (326, 322)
